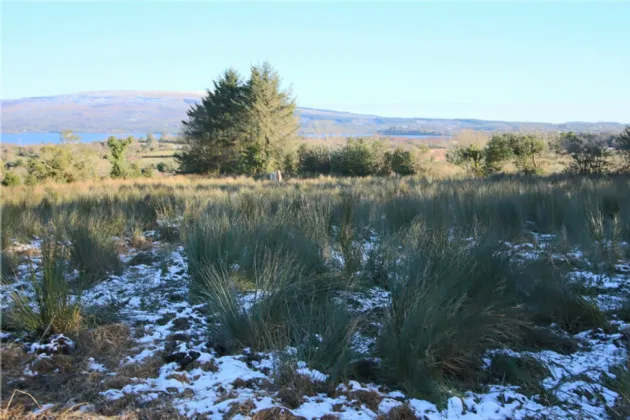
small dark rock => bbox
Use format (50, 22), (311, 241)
(170, 333), (190, 342)
(168, 293), (185, 303)
(128, 252), (157, 266)
(207, 341), (229, 357)
(164, 350), (200, 368)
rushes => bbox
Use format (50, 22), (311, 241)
(375, 230), (525, 397)
(2, 173), (630, 407)
(68, 216), (123, 286)
(195, 246), (356, 377)
(7, 234), (82, 335)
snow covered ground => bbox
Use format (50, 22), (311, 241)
(2, 232), (630, 419)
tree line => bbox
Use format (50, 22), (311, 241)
(2, 62), (630, 186)
(447, 129), (630, 177)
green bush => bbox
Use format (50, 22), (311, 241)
(141, 165), (154, 178)
(388, 148), (418, 176)
(26, 145), (95, 183)
(446, 144), (487, 177)
(1, 172), (21, 187)
(559, 132), (612, 174)
(448, 134), (546, 176)
(156, 162), (174, 173)
(617, 126), (630, 170)
(298, 144), (332, 175)
(331, 138), (388, 177)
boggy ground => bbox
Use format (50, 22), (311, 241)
(2, 175), (630, 419)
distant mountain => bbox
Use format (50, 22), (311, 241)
(1, 91), (626, 136)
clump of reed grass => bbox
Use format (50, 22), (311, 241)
(375, 226), (526, 399)
(194, 247), (356, 378)
(68, 216), (123, 286)
(7, 234), (83, 336)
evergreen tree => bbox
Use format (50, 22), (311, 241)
(107, 136), (133, 179)
(177, 69), (249, 174)
(241, 62), (299, 175)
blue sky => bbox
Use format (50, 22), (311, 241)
(2, 1), (629, 123)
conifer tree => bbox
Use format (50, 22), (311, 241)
(241, 62), (299, 175)
(177, 69), (249, 174)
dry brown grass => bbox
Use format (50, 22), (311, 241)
(348, 389), (383, 412)
(376, 404), (419, 420)
(115, 353), (164, 379)
(0, 323), (167, 419)
(251, 407), (306, 420)
(78, 324), (132, 366)
(223, 399), (255, 419)
(129, 235), (153, 251)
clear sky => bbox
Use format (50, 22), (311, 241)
(2, 1), (629, 123)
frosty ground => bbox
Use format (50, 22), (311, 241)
(2, 229), (630, 420)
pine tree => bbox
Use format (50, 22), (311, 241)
(177, 69), (249, 174)
(241, 62), (299, 175)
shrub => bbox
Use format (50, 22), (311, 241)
(141, 165), (154, 178)
(7, 234), (83, 335)
(128, 162), (143, 179)
(446, 144), (486, 177)
(331, 138), (387, 177)
(484, 134), (513, 174)
(558, 132), (612, 174)
(298, 144), (332, 175)
(388, 148), (418, 176)
(281, 150), (299, 178)
(505, 134), (546, 175)
(448, 134), (545, 176)
(156, 162), (174, 173)
(26, 145), (95, 183)
(617, 126), (630, 170)
(1, 172), (21, 187)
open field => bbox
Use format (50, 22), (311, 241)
(2, 174), (630, 419)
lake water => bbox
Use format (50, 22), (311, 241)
(1, 132), (166, 146)
(1, 131), (448, 146)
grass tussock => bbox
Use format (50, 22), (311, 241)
(375, 229), (527, 399)
(68, 216), (124, 286)
(6, 234), (83, 336)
